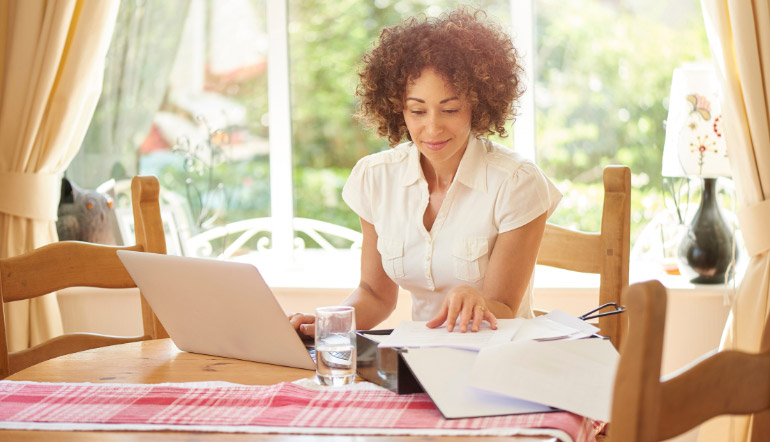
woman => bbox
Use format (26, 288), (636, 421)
(290, 8), (561, 336)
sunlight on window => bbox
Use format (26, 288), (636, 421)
(535, 0), (711, 244)
(69, 0), (712, 267)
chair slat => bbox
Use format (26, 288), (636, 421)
(8, 332), (151, 375)
(0, 243), (143, 302)
(610, 281), (770, 441)
(658, 351), (770, 440)
(0, 176), (167, 379)
(535, 165), (630, 350)
(537, 225), (601, 273)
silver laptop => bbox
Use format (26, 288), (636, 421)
(117, 250), (316, 370)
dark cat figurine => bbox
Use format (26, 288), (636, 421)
(56, 178), (118, 245)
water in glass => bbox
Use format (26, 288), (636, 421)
(315, 306), (356, 386)
(316, 337), (356, 385)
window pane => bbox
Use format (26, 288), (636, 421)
(287, 0), (512, 236)
(69, 0), (191, 189)
(534, 0), (711, 241)
(146, 0), (271, 255)
(73, 0), (272, 256)
(74, 0), (705, 261)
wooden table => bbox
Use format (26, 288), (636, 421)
(4, 339), (557, 441)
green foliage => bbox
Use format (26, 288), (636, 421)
(238, 72), (270, 141)
(287, 0), (511, 169)
(534, 0), (710, 192)
(294, 167), (358, 230)
(549, 181), (665, 245)
(84, 0), (714, 251)
(147, 153), (271, 230)
(152, 154), (357, 232)
(284, 0), (711, 244)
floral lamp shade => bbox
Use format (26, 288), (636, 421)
(661, 64), (732, 178)
(661, 63), (737, 284)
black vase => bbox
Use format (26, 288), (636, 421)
(678, 178), (736, 284)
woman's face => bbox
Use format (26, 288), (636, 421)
(403, 68), (472, 172)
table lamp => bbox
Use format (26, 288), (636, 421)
(661, 64), (735, 284)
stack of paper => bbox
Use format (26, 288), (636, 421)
(376, 319), (521, 350)
(469, 338), (619, 421)
(381, 311), (619, 421)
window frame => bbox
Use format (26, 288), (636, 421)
(510, 0), (536, 162)
(267, 0), (295, 261)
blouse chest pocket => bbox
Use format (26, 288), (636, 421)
(377, 236), (405, 279)
(452, 237), (489, 283)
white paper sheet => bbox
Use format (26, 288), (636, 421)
(512, 313), (597, 342)
(543, 310), (600, 335)
(399, 347), (554, 419)
(377, 319), (522, 350)
(468, 338), (619, 421)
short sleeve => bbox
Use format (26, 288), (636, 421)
(495, 161), (562, 233)
(342, 157), (374, 224)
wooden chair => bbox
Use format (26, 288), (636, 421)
(536, 165), (631, 350)
(610, 280), (770, 441)
(0, 176), (169, 378)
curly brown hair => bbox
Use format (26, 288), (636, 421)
(356, 8), (524, 146)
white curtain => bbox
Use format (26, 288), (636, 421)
(699, 1), (770, 440)
(0, 0), (119, 351)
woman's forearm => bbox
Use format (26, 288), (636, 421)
(484, 297), (515, 319)
(342, 284), (398, 330)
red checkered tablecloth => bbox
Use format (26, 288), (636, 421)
(0, 381), (602, 441)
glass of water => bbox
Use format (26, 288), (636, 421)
(315, 306), (356, 386)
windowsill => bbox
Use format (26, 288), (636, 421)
(631, 259), (747, 293)
(231, 249), (744, 294)
(230, 249), (362, 289)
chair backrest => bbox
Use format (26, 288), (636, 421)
(610, 280), (770, 441)
(536, 165), (631, 350)
(0, 176), (169, 378)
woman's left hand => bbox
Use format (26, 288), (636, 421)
(425, 285), (499, 332)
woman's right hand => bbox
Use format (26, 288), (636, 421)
(288, 312), (316, 338)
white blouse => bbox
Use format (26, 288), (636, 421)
(342, 136), (562, 321)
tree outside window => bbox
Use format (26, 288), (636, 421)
(69, 0), (710, 259)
